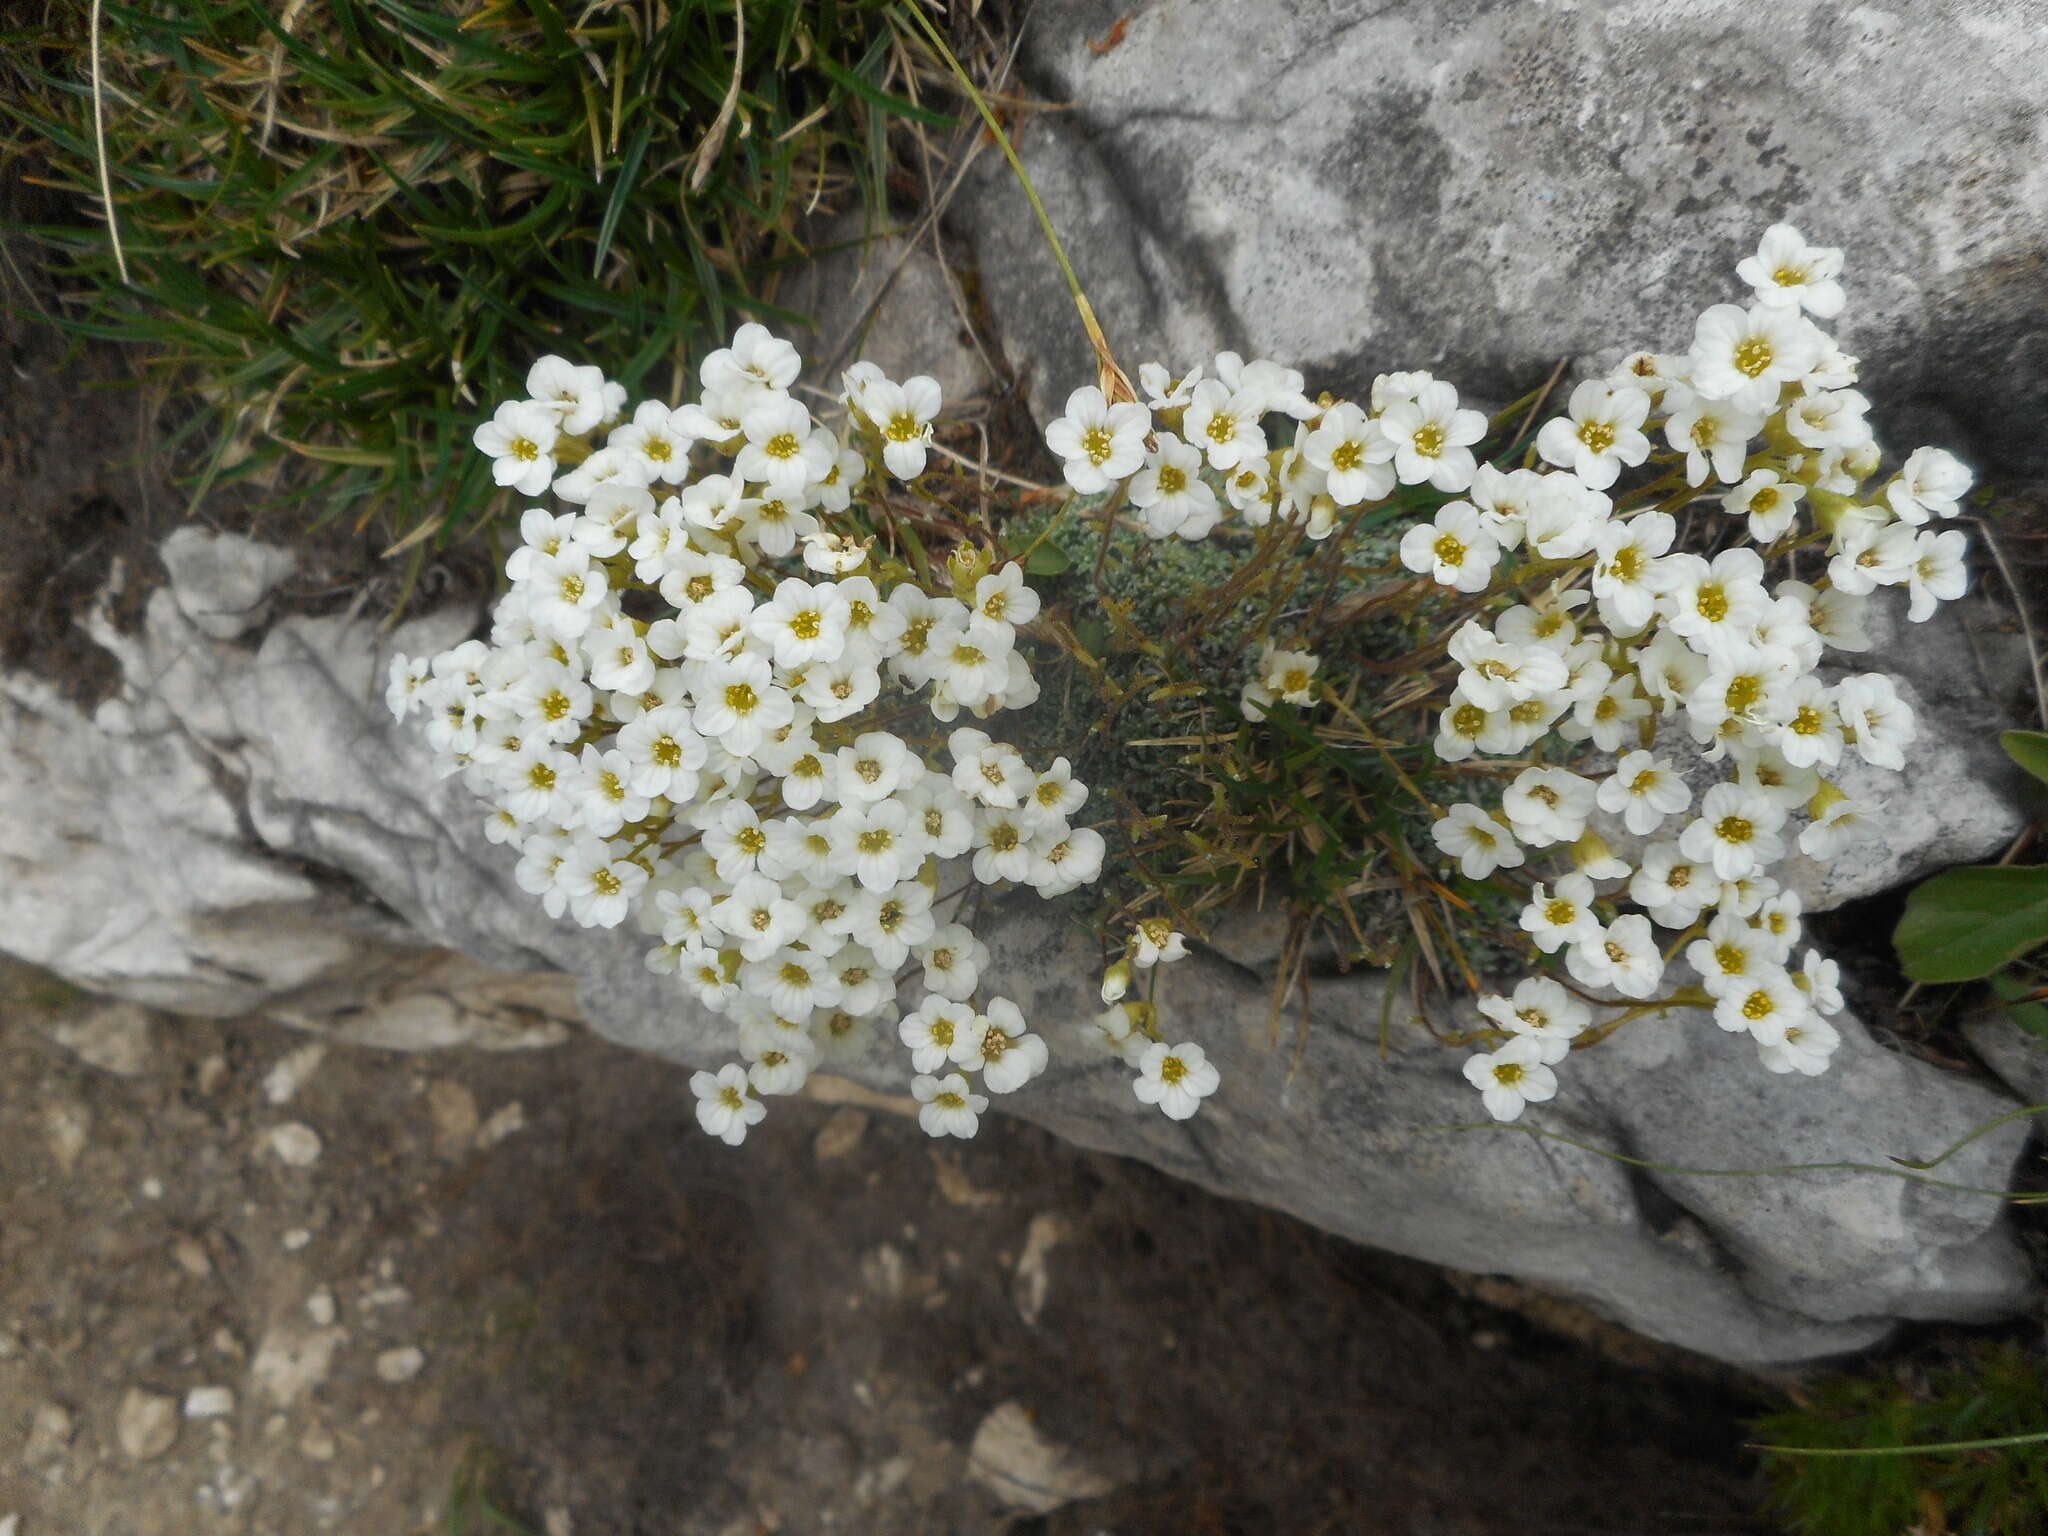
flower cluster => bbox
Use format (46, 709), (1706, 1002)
(393, 326), (1146, 1145)
(1035, 225), (1969, 1123)
(403, 224), (1969, 1146)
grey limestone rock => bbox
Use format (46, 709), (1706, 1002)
(0, 529), (2037, 1365)
(956, 0), (2048, 481)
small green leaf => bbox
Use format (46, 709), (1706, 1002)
(2001, 729), (2048, 787)
(1023, 541), (1073, 577)
(1895, 864), (2048, 983)
(1988, 970), (2048, 1045)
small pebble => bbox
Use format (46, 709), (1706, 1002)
(116, 1388), (179, 1460)
(267, 1123), (322, 1168)
(375, 1346), (425, 1384)
(305, 1289), (337, 1327)
(282, 1229), (311, 1252)
(184, 1386), (235, 1419)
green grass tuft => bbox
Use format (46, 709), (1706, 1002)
(2, 0), (948, 546)
(1753, 1343), (2048, 1536)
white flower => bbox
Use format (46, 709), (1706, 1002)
(1827, 516), (1915, 597)
(1770, 677), (1845, 769)
(1083, 1003), (1151, 1066)
(1757, 1016), (1841, 1076)
(1594, 750), (1690, 835)
(1399, 502), (1500, 592)
(1722, 469), (1804, 544)
(552, 445), (652, 505)
(1519, 873), (1601, 954)
(1587, 508), (1675, 635)
(971, 806), (1035, 885)
(1045, 386), (1151, 493)
(826, 800), (920, 892)
(1130, 917), (1186, 969)
(1129, 432), (1222, 539)
(1302, 402), (1395, 506)
(913, 1071), (987, 1138)
(1020, 756), (1088, 829)
(691, 1063), (766, 1145)
(1680, 782), (1787, 882)
(1686, 913), (1770, 999)
(736, 397), (828, 493)
(607, 399), (694, 483)
(949, 727), (1028, 809)
(1784, 388), (1871, 452)
(1431, 803), (1524, 880)
(693, 653), (792, 757)
(702, 322), (801, 400)
(1182, 380), (1268, 472)
(715, 873), (806, 962)
(1833, 673), (1915, 771)
(1138, 361), (1202, 411)
(1905, 528), (1968, 622)
(386, 653), (431, 721)
(1132, 1040), (1220, 1120)
(1564, 913), (1663, 999)
(847, 879), (935, 967)
(526, 356), (610, 434)
(1476, 977), (1590, 1065)
(1735, 223), (1845, 319)
(863, 375), (943, 480)
(1687, 302), (1824, 412)
(1659, 548), (1770, 664)
(1461, 1037), (1557, 1123)
(558, 835), (649, 928)
(1662, 389), (1763, 486)
(1535, 380), (1651, 490)
(1792, 949), (1846, 1016)
(957, 998), (1048, 1093)
(1631, 842), (1710, 928)
(567, 744), (649, 838)
(749, 577), (850, 670)
(1501, 767), (1597, 848)
(900, 994), (975, 1073)
(918, 924), (988, 1002)
(1447, 623), (1566, 711)
(1378, 379), (1486, 492)
(474, 399), (561, 495)
(525, 546), (610, 640)
(1887, 446), (1971, 524)
(1712, 966), (1808, 1044)
(1798, 792), (1870, 858)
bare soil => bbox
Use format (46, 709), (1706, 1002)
(0, 969), (1775, 1536)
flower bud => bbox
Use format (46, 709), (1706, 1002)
(1100, 959), (1132, 1004)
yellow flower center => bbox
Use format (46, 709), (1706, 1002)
(1432, 533), (1467, 566)
(1733, 336), (1773, 378)
(1411, 424), (1446, 458)
(1716, 815), (1753, 844)
(724, 682), (759, 714)
(1083, 425), (1116, 465)
(1159, 1055), (1188, 1086)
(1578, 420), (1616, 454)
